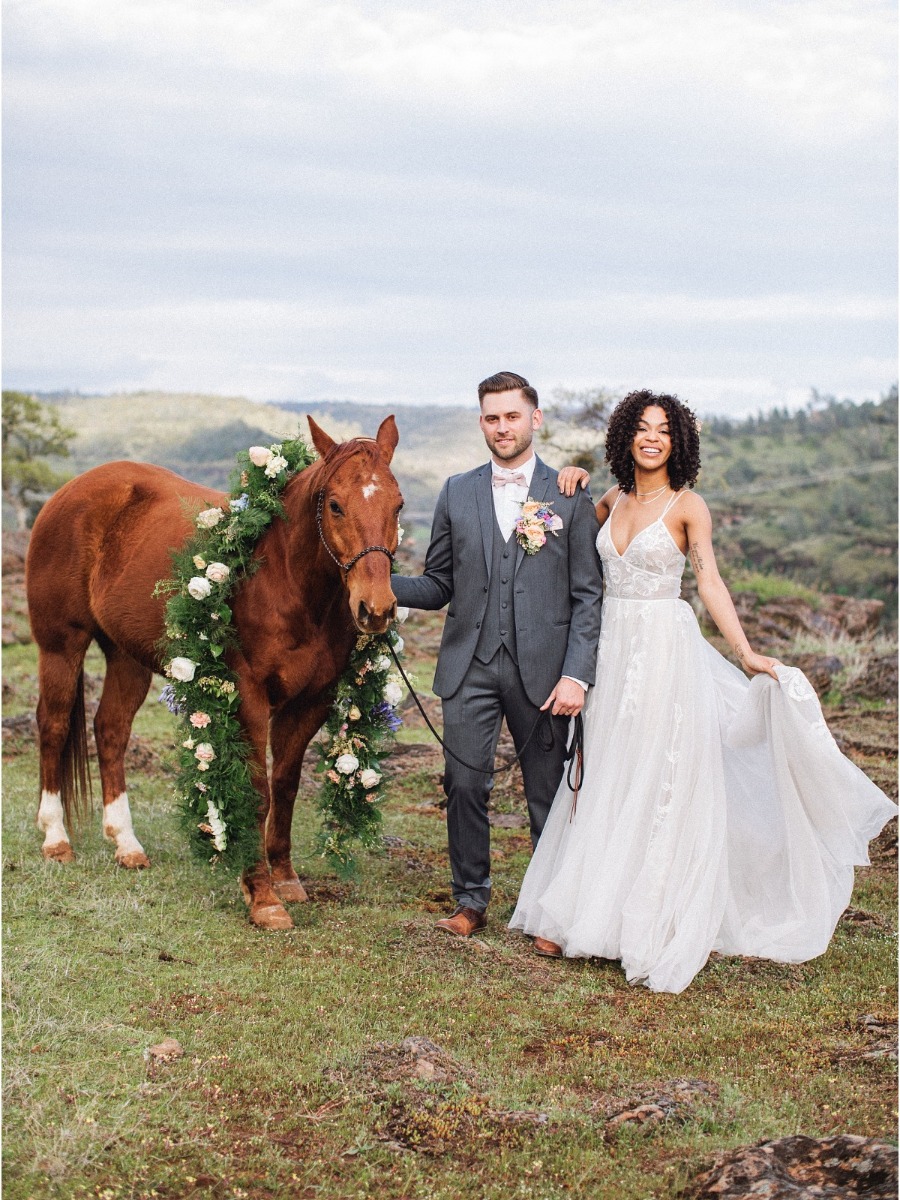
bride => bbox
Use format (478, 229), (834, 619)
(510, 389), (896, 994)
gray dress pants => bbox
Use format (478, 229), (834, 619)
(439, 646), (571, 912)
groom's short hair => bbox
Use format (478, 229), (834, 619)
(478, 371), (539, 408)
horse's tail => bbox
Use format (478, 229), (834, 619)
(59, 669), (93, 826)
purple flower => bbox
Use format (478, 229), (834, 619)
(229, 493), (250, 513)
(371, 701), (402, 732)
(158, 684), (184, 714)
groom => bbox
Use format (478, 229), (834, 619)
(391, 371), (603, 937)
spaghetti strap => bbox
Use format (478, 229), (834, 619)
(610, 489), (625, 514)
(661, 489), (687, 519)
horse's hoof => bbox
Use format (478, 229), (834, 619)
(42, 841), (75, 864)
(250, 903), (294, 931)
(273, 878), (309, 903)
(116, 850), (151, 869)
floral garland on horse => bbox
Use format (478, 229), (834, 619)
(155, 435), (407, 876)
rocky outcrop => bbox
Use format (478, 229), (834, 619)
(731, 592), (885, 646)
(680, 1134), (897, 1199)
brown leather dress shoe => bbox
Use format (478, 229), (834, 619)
(435, 906), (487, 937)
(534, 936), (563, 958)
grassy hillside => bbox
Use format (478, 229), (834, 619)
(21, 387), (900, 617)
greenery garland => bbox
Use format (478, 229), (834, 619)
(155, 434), (406, 877)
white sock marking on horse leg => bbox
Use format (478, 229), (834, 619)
(103, 793), (146, 857)
(37, 790), (70, 849)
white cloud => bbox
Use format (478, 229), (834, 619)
(3, 0), (896, 415)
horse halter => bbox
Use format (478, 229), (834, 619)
(315, 489), (395, 572)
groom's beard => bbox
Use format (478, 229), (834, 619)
(485, 429), (533, 462)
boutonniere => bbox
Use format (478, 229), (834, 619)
(515, 498), (564, 555)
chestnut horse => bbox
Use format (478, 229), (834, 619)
(26, 416), (403, 929)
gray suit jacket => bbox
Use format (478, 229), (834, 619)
(392, 458), (603, 707)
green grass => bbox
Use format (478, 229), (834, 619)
(3, 640), (897, 1200)
(725, 571), (824, 607)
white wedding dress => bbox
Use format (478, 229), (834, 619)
(510, 493), (896, 994)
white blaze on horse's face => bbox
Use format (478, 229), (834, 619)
(362, 475), (380, 500)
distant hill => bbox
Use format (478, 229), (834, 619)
(36, 391), (488, 525)
(21, 387), (899, 617)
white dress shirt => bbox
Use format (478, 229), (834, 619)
(489, 454), (586, 695)
(491, 454), (535, 542)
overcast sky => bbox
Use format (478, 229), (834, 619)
(3, 0), (896, 415)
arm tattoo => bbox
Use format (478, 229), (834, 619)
(690, 541), (705, 573)
(734, 644), (747, 663)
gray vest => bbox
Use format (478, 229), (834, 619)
(474, 519), (518, 664)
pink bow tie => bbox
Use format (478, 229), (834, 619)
(492, 471), (527, 489)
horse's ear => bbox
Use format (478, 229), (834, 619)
(307, 416), (336, 459)
(375, 415), (398, 464)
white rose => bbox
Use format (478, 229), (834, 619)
(376, 655), (391, 673)
(248, 446), (272, 467)
(169, 656), (197, 681)
(334, 753), (359, 775)
(197, 507), (223, 528)
(397, 524), (405, 545)
(187, 576), (212, 600)
(206, 800), (227, 852)
(383, 681), (403, 706)
(392, 636), (404, 655)
(359, 768), (381, 789)
(195, 742), (216, 763)
(205, 562), (230, 583)
(396, 607), (409, 623)
(264, 454), (288, 478)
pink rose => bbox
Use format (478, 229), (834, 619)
(190, 712), (211, 728)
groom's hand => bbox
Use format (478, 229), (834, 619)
(540, 678), (585, 717)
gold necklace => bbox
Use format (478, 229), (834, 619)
(633, 485), (670, 505)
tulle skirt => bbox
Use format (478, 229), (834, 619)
(509, 596), (896, 994)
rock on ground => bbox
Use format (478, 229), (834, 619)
(680, 1134), (898, 1199)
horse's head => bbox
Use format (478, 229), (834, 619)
(306, 415), (403, 634)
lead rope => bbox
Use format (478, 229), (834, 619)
(565, 715), (584, 821)
(387, 641), (584, 782)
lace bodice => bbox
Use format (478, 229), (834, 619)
(598, 500), (686, 600)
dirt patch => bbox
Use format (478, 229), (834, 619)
(144, 991), (242, 1019)
(344, 1036), (549, 1156)
(385, 842), (443, 874)
(679, 1133), (897, 1199)
(382, 742), (442, 775)
(522, 1029), (616, 1061)
(357, 1036), (480, 1088)
(838, 908), (893, 934)
(593, 1078), (720, 1136)
(301, 879), (352, 904)
(868, 819), (898, 866)
(830, 1014), (898, 1064)
(384, 1091), (548, 1155)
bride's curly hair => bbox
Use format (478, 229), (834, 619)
(605, 390), (701, 493)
